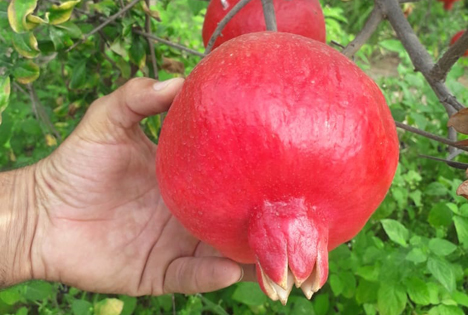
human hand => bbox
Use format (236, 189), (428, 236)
(28, 78), (248, 296)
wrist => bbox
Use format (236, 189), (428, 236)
(0, 164), (42, 287)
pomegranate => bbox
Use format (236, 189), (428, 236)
(450, 30), (468, 57)
(438, 0), (460, 10)
(156, 32), (399, 304)
(202, 0), (326, 50)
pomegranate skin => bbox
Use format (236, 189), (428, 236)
(156, 32), (399, 302)
(202, 0), (326, 50)
(450, 31), (468, 57)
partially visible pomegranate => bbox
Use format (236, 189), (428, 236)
(438, 0), (460, 10)
(156, 32), (399, 304)
(202, 0), (326, 50)
(450, 30), (468, 57)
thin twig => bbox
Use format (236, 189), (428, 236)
(145, 0), (159, 79)
(342, 5), (383, 58)
(430, 28), (468, 82)
(395, 121), (468, 151)
(261, 0), (277, 31)
(377, 0), (464, 115)
(27, 84), (61, 140)
(66, 0), (141, 52)
(135, 30), (206, 57)
(419, 155), (468, 170)
(205, 0), (254, 54)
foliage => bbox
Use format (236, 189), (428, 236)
(1, 0), (468, 314)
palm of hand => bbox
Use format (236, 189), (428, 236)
(34, 78), (242, 296)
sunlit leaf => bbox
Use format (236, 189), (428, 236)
(427, 257), (456, 292)
(0, 76), (10, 125)
(381, 219), (409, 247)
(453, 216), (468, 247)
(13, 60), (40, 84)
(404, 277), (431, 306)
(7, 0), (38, 33)
(26, 14), (49, 30)
(12, 32), (40, 58)
(49, 0), (81, 25)
(94, 298), (124, 315)
(49, 25), (74, 50)
(377, 283), (407, 315)
(141, 1), (161, 21)
(55, 21), (82, 39)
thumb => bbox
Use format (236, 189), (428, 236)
(93, 77), (184, 129)
(163, 257), (243, 295)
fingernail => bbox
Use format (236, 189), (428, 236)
(153, 78), (176, 91)
(237, 266), (244, 283)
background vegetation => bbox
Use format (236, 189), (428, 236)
(0, 0), (467, 314)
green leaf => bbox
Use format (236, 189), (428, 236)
(381, 219), (409, 247)
(356, 280), (379, 304)
(72, 299), (92, 315)
(90, 0), (117, 17)
(55, 21), (82, 39)
(69, 60), (87, 90)
(49, 25), (74, 50)
(452, 291), (468, 307)
(119, 296), (137, 315)
(356, 265), (379, 282)
(377, 283), (407, 315)
(24, 281), (53, 301)
(128, 36), (147, 70)
(453, 216), (468, 247)
(12, 32), (40, 58)
(428, 305), (464, 315)
(16, 307), (28, 315)
(455, 204), (468, 217)
(13, 60), (40, 84)
(427, 257), (456, 292)
(291, 297), (315, 315)
(313, 294), (329, 315)
(429, 203), (453, 228)
(232, 283), (267, 306)
(94, 298), (123, 315)
(428, 238), (457, 256)
(0, 287), (21, 305)
(427, 282), (440, 304)
(48, 1), (81, 25)
(404, 277), (431, 305)
(339, 271), (356, 298)
(0, 76), (10, 125)
(7, 0), (38, 33)
(329, 274), (343, 296)
(425, 182), (449, 196)
(405, 248), (427, 264)
(380, 39), (405, 53)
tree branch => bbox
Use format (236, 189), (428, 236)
(342, 5), (383, 58)
(27, 84), (61, 141)
(377, 0), (464, 115)
(205, 0), (254, 54)
(135, 30), (206, 57)
(430, 28), (468, 82)
(66, 0), (141, 52)
(395, 121), (468, 151)
(261, 0), (277, 32)
(145, 0), (159, 80)
(419, 155), (468, 170)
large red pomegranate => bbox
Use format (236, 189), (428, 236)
(156, 32), (399, 304)
(450, 30), (468, 57)
(202, 0), (326, 50)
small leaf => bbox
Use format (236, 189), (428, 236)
(49, 25), (74, 50)
(428, 238), (457, 256)
(26, 14), (49, 29)
(7, 0), (38, 33)
(94, 298), (123, 315)
(405, 248), (427, 264)
(452, 291), (468, 307)
(453, 216), (468, 247)
(0, 76), (11, 125)
(72, 299), (92, 315)
(0, 286), (21, 305)
(141, 1), (161, 21)
(377, 283), (407, 315)
(428, 203), (453, 228)
(13, 60), (40, 84)
(329, 274), (343, 296)
(448, 108), (468, 135)
(232, 283), (267, 306)
(12, 32), (40, 58)
(313, 294), (329, 315)
(356, 280), (379, 304)
(69, 60), (87, 90)
(24, 281), (53, 301)
(55, 21), (82, 38)
(427, 257), (456, 292)
(45, 134), (57, 146)
(404, 277), (431, 306)
(381, 219), (409, 247)
(428, 305), (465, 315)
(48, 1), (81, 25)
(128, 36), (147, 70)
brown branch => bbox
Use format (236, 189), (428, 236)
(135, 30), (206, 57)
(395, 121), (468, 151)
(145, 0), (159, 80)
(377, 0), (464, 115)
(205, 0), (254, 54)
(419, 155), (468, 170)
(66, 0), (141, 52)
(342, 5), (383, 58)
(261, 0), (277, 32)
(430, 28), (468, 82)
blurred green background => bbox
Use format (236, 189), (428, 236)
(0, 0), (467, 314)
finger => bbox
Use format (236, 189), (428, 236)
(164, 257), (242, 294)
(193, 242), (224, 258)
(99, 77), (184, 129)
